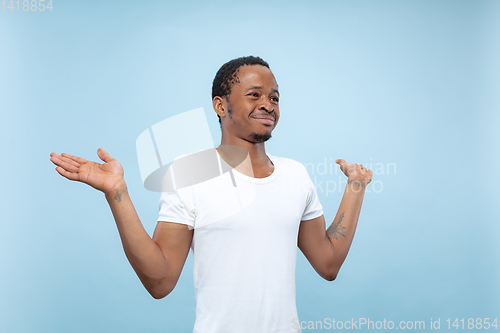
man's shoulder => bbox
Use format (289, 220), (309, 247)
(269, 154), (308, 173)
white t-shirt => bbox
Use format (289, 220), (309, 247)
(158, 152), (323, 333)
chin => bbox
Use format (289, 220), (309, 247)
(248, 132), (272, 143)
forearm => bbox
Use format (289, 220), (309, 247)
(326, 179), (366, 274)
(104, 180), (171, 297)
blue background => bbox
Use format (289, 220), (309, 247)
(1, 0), (499, 332)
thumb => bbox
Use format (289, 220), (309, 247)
(335, 159), (345, 165)
(97, 148), (113, 163)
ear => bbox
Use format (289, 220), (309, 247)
(213, 96), (227, 119)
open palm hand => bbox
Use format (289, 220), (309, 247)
(50, 148), (124, 194)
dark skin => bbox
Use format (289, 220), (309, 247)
(212, 65), (372, 281)
(213, 65), (280, 178)
(49, 64), (372, 299)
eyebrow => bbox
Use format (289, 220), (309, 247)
(245, 86), (280, 96)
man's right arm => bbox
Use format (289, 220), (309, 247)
(50, 149), (192, 299)
(105, 180), (193, 299)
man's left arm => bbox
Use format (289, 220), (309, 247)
(297, 159), (372, 281)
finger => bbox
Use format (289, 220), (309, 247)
(52, 154), (81, 172)
(54, 165), (80, 181)
(60, 152), (88, 165)
(335, 159), (346, 165)
(50, 155), (80, 173)
(60, 155), (81, 169)
(97, 148), (113, 163)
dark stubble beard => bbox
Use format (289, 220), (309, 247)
(227, 106), (273, 143)
(248, 132), (272, 143)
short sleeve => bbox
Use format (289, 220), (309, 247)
(301, 168), (324, 221)
(157, 189), (196, 229)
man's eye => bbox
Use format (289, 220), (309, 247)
(272, 97), (279, 102)
(251, 93), (259, 97)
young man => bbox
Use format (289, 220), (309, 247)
(49, 56), (372, 333)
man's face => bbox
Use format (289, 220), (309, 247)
(221, 65), (280, 143)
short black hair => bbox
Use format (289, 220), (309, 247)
(212, 56), (270, 125)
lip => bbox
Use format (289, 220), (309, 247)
(250, 115), (275, 125)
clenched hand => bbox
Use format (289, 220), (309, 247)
(335, 159), (373, 187)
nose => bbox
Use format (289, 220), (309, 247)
(259, 99), (274, 113)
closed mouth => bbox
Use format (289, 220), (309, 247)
(250, 115), (275, 122)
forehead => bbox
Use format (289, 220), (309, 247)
(233, 65), (278, 90)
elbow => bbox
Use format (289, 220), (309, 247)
(151, 293), (166, 300)
(148, 280), (175, 300)
(150, 290), (166, 300)
(149, 287), (173, 300)
(323, 266), (339, 282)
(313, 262), (339, 281)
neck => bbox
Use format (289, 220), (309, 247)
(219, 135), (268, 160)
(217, 134), (274, 178)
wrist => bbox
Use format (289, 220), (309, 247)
(346, 178), (367, 192)
(105, 179), (128, 198)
